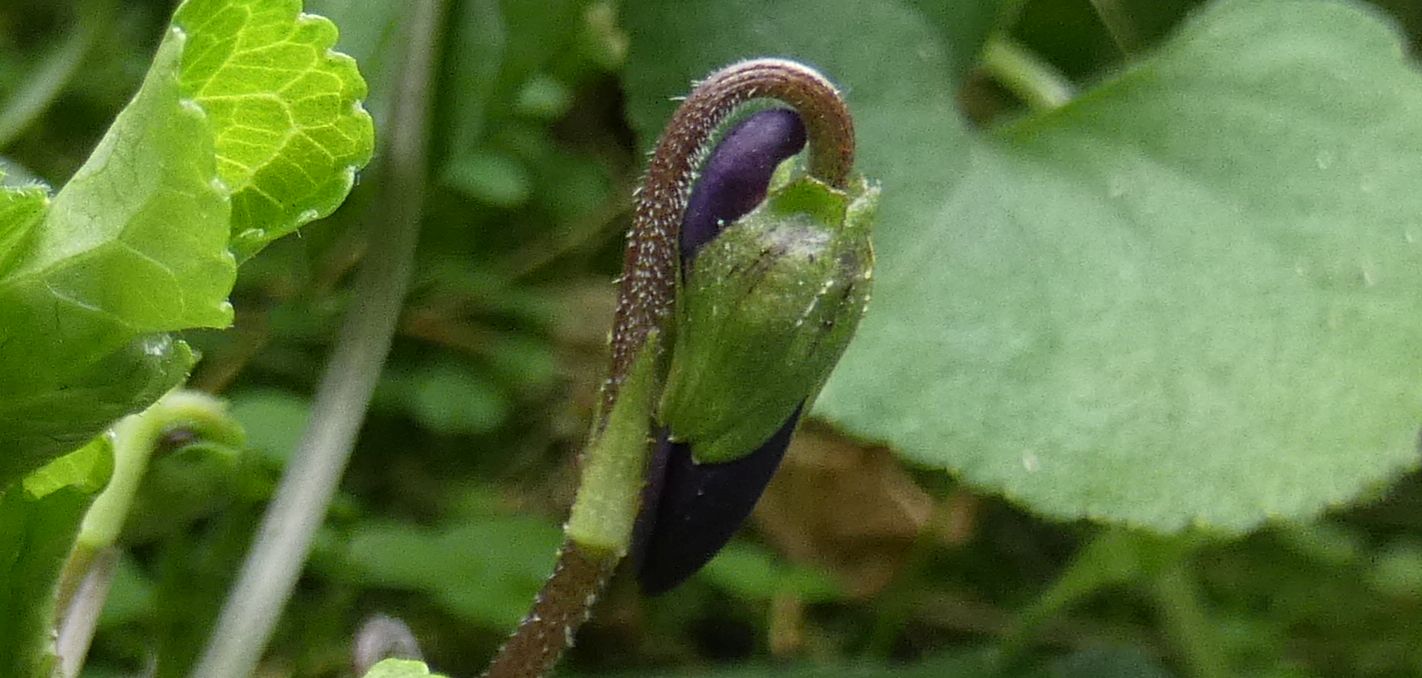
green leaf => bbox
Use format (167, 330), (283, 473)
(20, 435), (113, 498)
(7, 31), (231, 335)
(0, 180), (45, 270)
(375, 364), (510, 436)
(1, 335), (194, 487)
(337, 517), (562, 630)
(0, 438), (113, 678)
(0, 31), (224, 487)
(361, 659), (450, 678)
(174, 0), (374, 260)
(229, 388), (312, 464)
(698, 541), (842, 602)
(625, 0), (1422, 532)
(0, 0), (372, 488)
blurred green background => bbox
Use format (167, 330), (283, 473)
(7, 0), (1422, 676)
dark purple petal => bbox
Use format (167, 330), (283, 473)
(634, 406), (802, 595)
(680, 108), (806, 264)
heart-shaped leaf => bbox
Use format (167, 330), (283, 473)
(624, 0), (1422, 532)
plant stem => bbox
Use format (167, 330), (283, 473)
(1153, 560), (1229, 678)
(0, 0), (111, 151)
(981, 37), (1074, 112)
(189, 0), (445, 674)
(483, 59), (855, 678)
(53, 390), (243, 678)
(76, 393), (241, 559)
(55, 546), (117, 678)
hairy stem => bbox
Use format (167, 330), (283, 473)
(602, 58), (854, 418)
(483, 59), (855, 678)
(189, 0), (445, 675)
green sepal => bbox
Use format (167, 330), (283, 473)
(661, 176), (877, 464)
(567, 331), (662, 555)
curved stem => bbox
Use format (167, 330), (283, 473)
(189, 0), (445, 675)
(484, 59), (855, 678)
(73, 392), (242, 560)
(54, 390), (243, 678)
(602, 58), (854, 418)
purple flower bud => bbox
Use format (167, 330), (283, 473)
(633, 108), (808, 595)
(680, 108), (807, 263)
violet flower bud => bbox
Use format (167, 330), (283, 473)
(633, 107), (876, 595)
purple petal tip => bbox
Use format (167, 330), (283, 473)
(680, 108), (807, 263)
